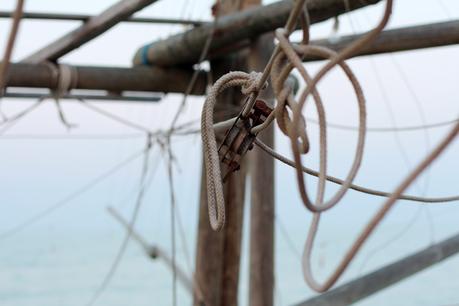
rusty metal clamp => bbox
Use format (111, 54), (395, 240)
(218, 99), (272, 181)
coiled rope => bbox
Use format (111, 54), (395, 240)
(201, 0), (458, 291)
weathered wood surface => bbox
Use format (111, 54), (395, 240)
(22, 0), (159, 63)
(5, 63), (207, 95)
(194, 60), (247, 306)
(193, 4), (248, 305)
(294, 231), (459, 306)
(303, 20), (459, 61)
(247, 1), (276, 302)
(133, 0), (382, 67)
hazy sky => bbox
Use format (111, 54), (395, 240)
(0, 1), (458, 306)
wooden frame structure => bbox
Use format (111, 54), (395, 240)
(1, 0), (459, 305)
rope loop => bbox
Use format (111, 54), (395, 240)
(201, 71), (264, 231)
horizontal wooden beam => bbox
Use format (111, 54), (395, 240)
(4, 63), (207, 95)
(303, 20), (459, 61)
(0, 11), (206, 26)
(3, 91), (163, 102)
(294, 231), (459, 306)
(133, 0), (381, 67)
(22, 0), (159, 63)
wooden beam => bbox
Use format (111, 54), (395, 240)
(132, 0), (381, 67)
(22, 0), (159, 63)
(5, 63), (207, 95)
(302, 20), (459, 61)
(0, 11), (206, 26)
(2, 91), (162, 102)
(294, 231), (459, 306)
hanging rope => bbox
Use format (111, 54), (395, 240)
(200, 0), (459, 292)
(201, 71), (266, 231)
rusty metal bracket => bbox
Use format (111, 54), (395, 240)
(218, 99), (272, 181)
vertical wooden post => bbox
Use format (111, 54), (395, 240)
(194, 2), (247, 306)
(246, 0), (276, 304)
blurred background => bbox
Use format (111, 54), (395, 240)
(0, 0), (458, 305)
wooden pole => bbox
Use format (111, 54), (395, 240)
(194, 3), (248, 305)
(294, 231), (459, 306)
(5, 63), (207, 95)
(0, 11), (206, 26)
(5, 21), (459, 95)
(245, 0), (275, 303)
(132, 0), (382, 67)
(22, 0), (160, 63)
(302, 20), (459, 62)
(210, 20), (459, 62)
(194, 57), (247, 306)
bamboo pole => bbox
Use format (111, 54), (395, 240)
(294, 231), (459, 306)
(22, 0), (160, 63)
(132, 0), (382, 67)
(4, 63), (207, 95)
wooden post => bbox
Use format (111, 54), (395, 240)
(245, 0), (275, 304)
(194, 3), (247, 306)
(194, 56), (247, 306)
(294, 230), (459, 306)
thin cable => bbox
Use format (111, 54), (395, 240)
(437, 0), (452, 19)
(169, 1), (221, 129)
(275, 213), (301, 259)
(353, 8), (436, 246)
(164, 138), (178, 306)
(0, 148), (145, 241)
(357, 205), (423, 275)
(254, 138), (459, 204)
(302, 122), (458, 292)
(0, 133), (145, 140)
(305, 117), (459, 132)
(86, 139), (156, 306)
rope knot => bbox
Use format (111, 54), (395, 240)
(241, 71), (266, 95)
